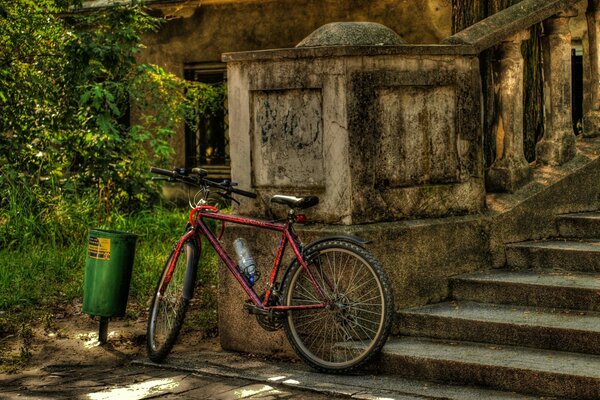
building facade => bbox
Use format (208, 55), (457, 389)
(84, 0), (452, 176)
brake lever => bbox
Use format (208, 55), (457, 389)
(219, 179), (238, 187)
(219, 192), (240, 205)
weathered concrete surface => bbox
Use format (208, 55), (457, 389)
(557, 212), (600, 237)
(506, 239), (600, 272)
(218, 136), (600, 357)
(486, 136), (600, 268)
(227, 46), (485, 224)
(378, 211), (600, 398)
(296, 22), (406, 47)
(377, 336), (600, 399)
(451, 269), (600, 311)
(398, 301), (600, 354)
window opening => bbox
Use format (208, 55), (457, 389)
(184, 63), (229, 180)
(572, 43), (583, 135)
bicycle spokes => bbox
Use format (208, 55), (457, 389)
(147, 245), (190, 362)
(285, 241), (391, 371)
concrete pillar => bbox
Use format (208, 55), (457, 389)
(486, 30), (531, 193)
(585, 0), (600, 137)
(536, 9), (578, 165)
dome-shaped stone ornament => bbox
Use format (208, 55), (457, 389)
(296, 22), (405, 48)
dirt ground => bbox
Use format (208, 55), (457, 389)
(0, 302), (346, 400)
(0, 298), (218, 376)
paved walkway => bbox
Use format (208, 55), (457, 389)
(1, 345), (544, 399)
(0, 362), (343, 399)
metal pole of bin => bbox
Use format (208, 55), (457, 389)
(83, 229), (137, 344)
(99, 317), (109, 344)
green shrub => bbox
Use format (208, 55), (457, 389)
(0, 1), (224, 345)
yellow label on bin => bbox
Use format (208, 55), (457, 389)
(89, 237), (111, 260)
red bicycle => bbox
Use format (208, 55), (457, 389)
(146, 167), (394, 373)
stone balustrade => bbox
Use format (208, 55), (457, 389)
(536, 8), (578, 165)
(447, 0), (597, 190)
(486, 30), (532, 192)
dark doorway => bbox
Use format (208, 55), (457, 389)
(572, 46), (584, 135)
(184, 63), (230, 179)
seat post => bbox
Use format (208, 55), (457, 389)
(287, 208), (296, 223)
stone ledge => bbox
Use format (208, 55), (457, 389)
(222, 44), (479, 63)
(443, 0), (581, 52)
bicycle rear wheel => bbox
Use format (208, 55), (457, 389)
(147, 241), (197, 362)
(283, 240), (393, 373)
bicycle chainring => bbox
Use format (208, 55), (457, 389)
(255, 291), (284, 332)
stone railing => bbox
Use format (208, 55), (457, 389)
(224, 0), (600, 225)
(445, 0), (599, 192)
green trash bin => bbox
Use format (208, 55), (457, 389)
(83, 229), (137, 342)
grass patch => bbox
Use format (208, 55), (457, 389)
(0, 204), (221, 368)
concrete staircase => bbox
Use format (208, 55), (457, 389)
(381, 212), (600, 399)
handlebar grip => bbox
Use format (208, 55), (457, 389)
(150, 167), (176, 177)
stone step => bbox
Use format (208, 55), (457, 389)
(557, 212), (600, 238)
(398, 301), (600, 355)
(451, 270), (600, 311)
(506, 240), (600, 272)
(376, 336), (600, 399)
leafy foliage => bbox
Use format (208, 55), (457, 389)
(0, 1), (225, 248)
(0, 2), (226, 365)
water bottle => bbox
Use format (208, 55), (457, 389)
(233, 238), (256, 285)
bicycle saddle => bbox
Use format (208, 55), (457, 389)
(270, 195), (319, 209)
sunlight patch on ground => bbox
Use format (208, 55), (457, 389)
(266, 375), (300, 386)
(76, 331), (121, 348)
(234, 384), (278, 398)
(87, 378), (178, 400)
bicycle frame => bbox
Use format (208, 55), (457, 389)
(177, 206), (329, 312)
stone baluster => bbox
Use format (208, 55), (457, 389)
(536, 9), (578, 165)
(585, 0), (600, 137)
(486, 31), (531, 193)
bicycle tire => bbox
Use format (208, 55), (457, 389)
(282, 240), (393, 373)
(146, 242), (195, 362)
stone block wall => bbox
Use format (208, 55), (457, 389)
(225, 46), (485, 224)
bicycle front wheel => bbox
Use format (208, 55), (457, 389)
(283, 240), (394, 373)
(147, 241), (197, 362)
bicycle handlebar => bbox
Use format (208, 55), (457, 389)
(150, 167), (177, 178)
(150, 167), (257, 199)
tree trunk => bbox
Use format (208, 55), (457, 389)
(453, 0), (544, 165)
